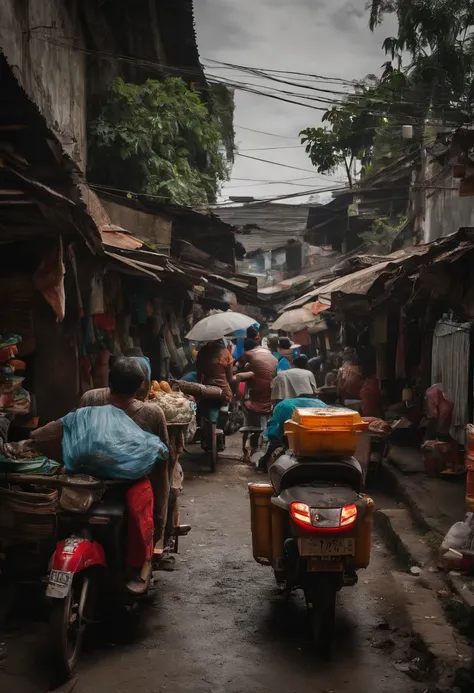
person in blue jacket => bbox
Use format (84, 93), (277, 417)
(257, 379), (328, 471)
(269, 336), (292, 372)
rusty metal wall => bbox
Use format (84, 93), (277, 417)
(431, 319), (471, 442)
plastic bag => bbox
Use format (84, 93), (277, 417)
(440, 514), (473, 557)
(185, 402), (198, 443)
(426, 384), (454, 434)
(61, 405), (168, 480)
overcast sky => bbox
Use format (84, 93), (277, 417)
(193, 0), (397, 204)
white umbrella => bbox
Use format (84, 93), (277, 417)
(272, 307), (320, 332)
(186, 312), (257, 342)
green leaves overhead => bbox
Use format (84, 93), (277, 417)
(300, 78), (400, 186)
(89, 77), (231, 206)
(368, 0), (474, 122)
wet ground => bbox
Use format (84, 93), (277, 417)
(2, 440), (426, 693)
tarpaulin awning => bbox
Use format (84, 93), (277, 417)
(272, 306), (322, 332)
(312, 299), (331, 315)
(105, 251), (162, 282)
(283, 228), (474, 314)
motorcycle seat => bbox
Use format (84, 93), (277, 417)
(88, 497), (126, 518)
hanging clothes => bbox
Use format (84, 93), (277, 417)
(90, 272), (105, 315)
(33, 237), (66, 322)
(67, 246), (84, 319)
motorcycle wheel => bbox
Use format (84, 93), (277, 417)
(306, 580), (337, 659)
(50, 572), (90, 681)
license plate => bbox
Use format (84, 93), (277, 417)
(307, 559), (343, 572)
(46, 570), (73, 599)
(298, 537), (356, 557)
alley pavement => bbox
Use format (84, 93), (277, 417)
(2, 441), (428, 693)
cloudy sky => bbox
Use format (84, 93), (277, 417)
(193, 0), (397, 203)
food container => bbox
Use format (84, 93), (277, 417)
(352, 495), (375, 569)
(291, 407), (363, 428)
(284, 407), (368, 457)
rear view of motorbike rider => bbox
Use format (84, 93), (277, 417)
(258, 362), (328, 471)
(30, 358), (170, 594)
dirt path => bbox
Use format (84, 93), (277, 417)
(1, 442), (426, 693)
(70, 446), (423, 693)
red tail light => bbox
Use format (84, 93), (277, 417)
(290, 502), (312, 527)
(290, 501), (358, 532)
(340, 503), (357, 528)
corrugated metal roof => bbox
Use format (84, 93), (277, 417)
(100, 226), (143, 250)
(316, 261), (393, 300)
(105, 252), (162, 281)
(284, 228), (474, 312)
(215, 202), (317, 253)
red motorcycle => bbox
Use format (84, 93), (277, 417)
(45, 475), (150, 681)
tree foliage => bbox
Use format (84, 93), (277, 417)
(300, 74), (416, 186)
(88, 77), (230, 206)
(302, 2), (474, 187)
(210, 83), (236, 164)
(368, 0), (474, 123)
(300, 81), (382, 187)
(359, 215), (408, 252)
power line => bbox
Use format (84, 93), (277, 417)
(231, 175), (322, 182)
(235, 125), (300, 140)
(28, 34), (474, 133)
(237, 153), (344, 177)
(31, 34), (455, 123)
(238, 145), (302, 151)
(224, 180), (331, 189)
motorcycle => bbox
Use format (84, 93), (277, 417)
(248, 411), (374, 658)
(43, 475), (140, 679)
(45, 472), (189, 680)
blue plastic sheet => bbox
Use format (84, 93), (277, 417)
(61, 405), (168, 480)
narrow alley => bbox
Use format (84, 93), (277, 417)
(3, 3), (474, 693)
(1, 437), (433, 693)
(65, 450), (426, 693)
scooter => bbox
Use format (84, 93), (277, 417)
(45, 476), (141, 680)
(248, 415), (374, 658)
(45, 473), (189, 680)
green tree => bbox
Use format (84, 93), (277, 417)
(300, 76), (416, 186)
(300, 86), (380, 187)
(210, 83), (236, 165)
(89, 77), (230, 206)
(359, 215), (408, 252)
(368, 0), (474, 124)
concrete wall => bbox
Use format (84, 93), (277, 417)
(0, 0), (87, 168)
(100, 199), (172, 250)
(423, 160), (474, 243)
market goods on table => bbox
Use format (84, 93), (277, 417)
(0, 334), (31, 416)
(149, 387), (194, 424)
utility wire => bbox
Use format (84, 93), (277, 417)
(237, 153), (343, 176)
(235, 125), (300, 139)
(238, 145), (303, 151)
(29, 34), (470, 125)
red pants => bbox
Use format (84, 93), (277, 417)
(126, 478), (154, 568)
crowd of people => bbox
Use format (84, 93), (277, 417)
(192, 326), (382, 466)
(19, 325), (381, 597)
